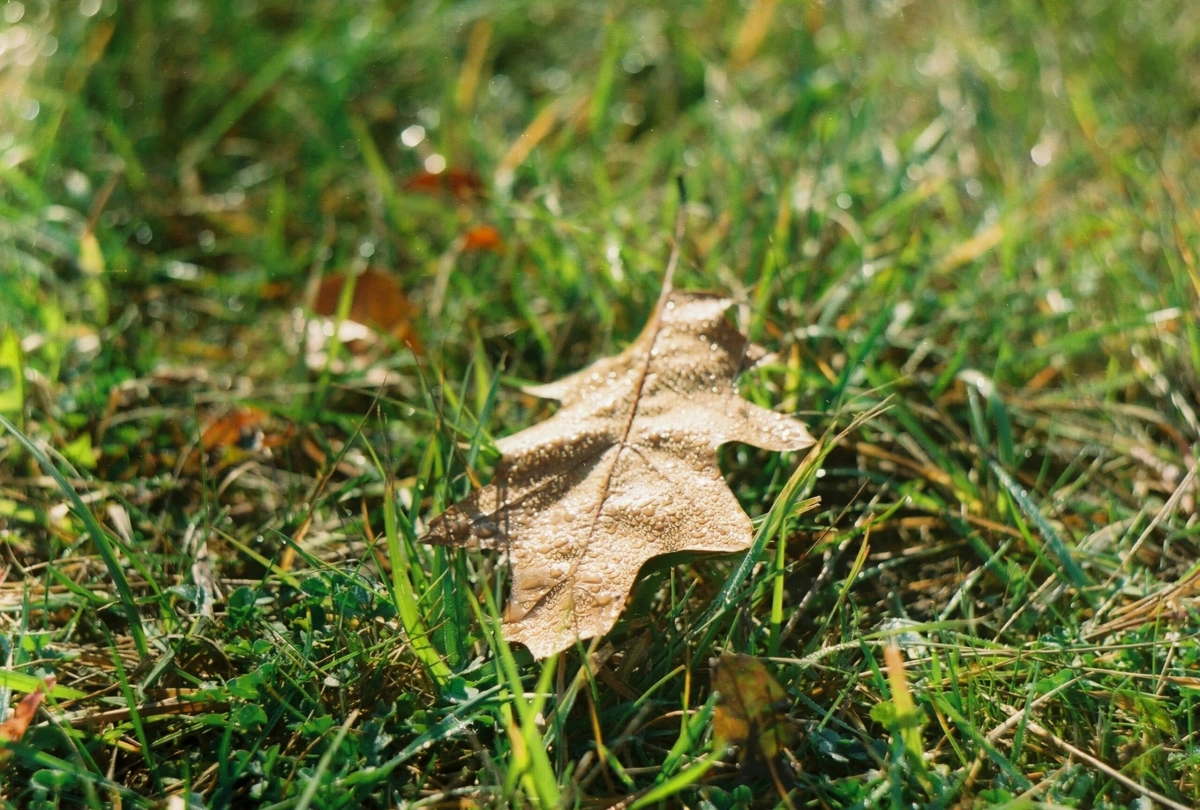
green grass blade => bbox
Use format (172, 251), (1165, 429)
(383, 482), (452, 689)
(0, 413), (148, 658)
(468, 588), (562, 808)
(630, 745), (723, 809)
(0, 328), (24, 427)
(108, 639), (162, 792)
(0, 670), (86, 700)
(988, 459), (1092, 595)
(294, 709), (359, 810)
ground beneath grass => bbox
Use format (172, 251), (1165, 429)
(2, 1), (1199, 807)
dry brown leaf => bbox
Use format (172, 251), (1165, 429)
(200, 406), (270, 452)
(312, 268), (422, 353)
(711, 653), (793, 759)
(0, 676), (53, 765)
(404, 168), (484, 199)
(424, 291), (813, 657)
(462, 224), (505, 253)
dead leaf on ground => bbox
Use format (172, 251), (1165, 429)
(424, 291), (814, 657)
(311, 268), (422, 353)
(201, 406), (271, 452)
(192, 406), (293, 473)
(462, 224), (505, 253)
(711, 653), (793, 759)
(404, 168), (484, 199)
(0, 676), (53, 765)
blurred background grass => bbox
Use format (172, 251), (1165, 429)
(1, 0), (1199, 807)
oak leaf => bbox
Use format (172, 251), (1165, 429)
(424, 291), (813, 658)
(711, 653), (794, 760)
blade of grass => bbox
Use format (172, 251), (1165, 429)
(348, 114), (426, 259)
(0, 670), (86, 700)
(988, 459), (1092, 595)
(653, 691), (718, 783)
(383, 481), (452, 689)
(178, 31), (312, 174)
(0, 413), (148, 658)
(107, 634), (162, 792)
(693, 401), (886, 641)
(629, 745), (723, 809)
(768, 497), (819, 656)
(468, 588), (561, 808)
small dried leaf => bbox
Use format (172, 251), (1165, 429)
(425, 291), (813, 657)
(711, 653), (792, 759)
(313, 268), (421, 352)
(0, 676), (53, 764)
(404, 168), (484, 199)
(462, 224), (505, 253)
(201, 407), (270, 452)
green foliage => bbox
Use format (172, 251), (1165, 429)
(1, 0), (1199, 807)
(0, 330), (23, 428)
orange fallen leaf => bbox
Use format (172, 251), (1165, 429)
(0, 676), (53, 764)
(201, 407), (270, 452)
(404, 168), (484, 200)
(195, 407), (292, 473)
(462, 224), (505, 253)
(313, 268), (422, 352)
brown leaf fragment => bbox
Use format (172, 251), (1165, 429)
(404, 168), (484, 199)
(201, 406), (270, 452)
(313, 268), (422, 352)
(711, 654), (793, 759)
(462, 224), (505, 253)
(0, 676), (53, 764)
(424, 291), (814, 657)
